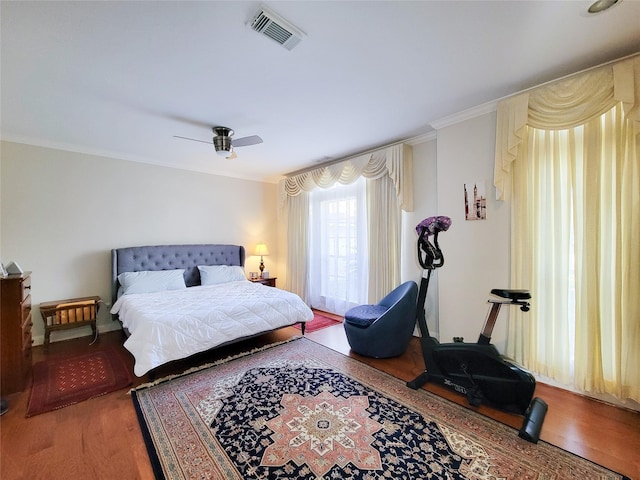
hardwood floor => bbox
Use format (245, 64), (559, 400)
(1, 323), (639, 480)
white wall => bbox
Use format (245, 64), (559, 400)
(1, 120), (511, 351)
(434, 112), (511, 350)
(401, 138), (440, 337)
(0, 141), (277, 345)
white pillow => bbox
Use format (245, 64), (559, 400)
(198, 265), (246, 285)
(118, 269), (186, 295)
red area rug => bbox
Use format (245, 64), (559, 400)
(27, 345), (132, 417)
(294, 311), (341, 333)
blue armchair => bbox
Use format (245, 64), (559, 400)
(343, 281), (418, 358)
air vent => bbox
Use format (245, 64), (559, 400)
(249, 6), (305, 51)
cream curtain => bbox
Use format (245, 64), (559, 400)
(284, 191), (310, 302)
(280, 143), (413, 305)
(495, 56), (640, 200)
(280, 144), (413, 211)
(496, 55), (640, 403)
(366, 174), (401, 302)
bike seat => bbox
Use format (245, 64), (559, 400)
(490, 289), (531, 301)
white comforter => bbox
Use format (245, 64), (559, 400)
(111, 281), (313, 376)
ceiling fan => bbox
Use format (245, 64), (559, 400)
(174, 126), (263, 159)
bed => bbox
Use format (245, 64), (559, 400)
(110, 244), (313, 376)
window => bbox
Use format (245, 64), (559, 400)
(308, 178), (368, 315)
(495, 58), (640, 402)
(508, 104), (639, 401)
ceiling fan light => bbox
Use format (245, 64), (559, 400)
(216, 147), (233, 158)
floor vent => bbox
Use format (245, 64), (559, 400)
(249, 6), (305, 51)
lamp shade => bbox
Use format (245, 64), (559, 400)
(216, 148), (233, 158)
(254, 243), (270, 256)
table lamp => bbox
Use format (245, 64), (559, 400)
(254, 243), (270, 277)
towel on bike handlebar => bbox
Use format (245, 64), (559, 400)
(416, 216), (452, 237)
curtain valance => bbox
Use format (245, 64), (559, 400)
(279, 143), (414, 212)
(494, 55), (640, 200)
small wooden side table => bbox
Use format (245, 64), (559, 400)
(39, 296), (101, 348)
(249, 277), (277, 287)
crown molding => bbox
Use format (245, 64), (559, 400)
(404, 131), (437, 145)
(429, 100), (498, 131)
(0, 133), (276, 183)
(429, 53), (640, 131)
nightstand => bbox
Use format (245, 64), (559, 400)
(250, 277), (277, 287)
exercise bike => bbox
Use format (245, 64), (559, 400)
(406, 216), (547, 443)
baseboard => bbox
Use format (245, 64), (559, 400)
(32, 321), (123, 346)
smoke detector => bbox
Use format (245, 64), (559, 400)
(249, 5), (305, 51)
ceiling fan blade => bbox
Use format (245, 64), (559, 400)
(231, 135), (263, 147)
(226, 150), (238, 160)
(173, 135), (212, 145)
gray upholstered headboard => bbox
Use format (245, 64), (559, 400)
(111, 244), (245, 307)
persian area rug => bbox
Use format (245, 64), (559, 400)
(27, 345), (132, 417)
(132, 338), (629, 480)
(294, 311), (341, 333)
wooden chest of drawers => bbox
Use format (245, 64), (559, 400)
(1, 272), (33, 395)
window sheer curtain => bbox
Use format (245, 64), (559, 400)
(279, 144), (413, 307)
(308, 179), (368, 314)
(494, 55), (640, 403)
